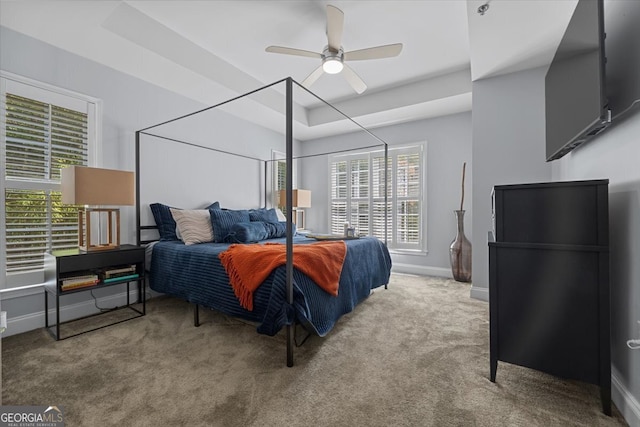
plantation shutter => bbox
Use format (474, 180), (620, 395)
(349, 158), (369, 236)
(372, 155), (392, 242)
(4, 190), (79, 274)
(396, 152), (421, 247)
(329, 144), (423, 251)
(5, 94), (88, 178)
(276, 160), (286, 205)
(272, 151), (288, 213)
(2, 75), (96, 288)
(330, 160), (347, 234)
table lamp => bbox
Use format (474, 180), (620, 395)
(278, 189), (311, 230)
(61, 166), (134, 251)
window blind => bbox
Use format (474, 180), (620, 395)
(2, 76), (95, 288)
(5, 94), (88, 180)
(272, 152), (288, 213)
(4, 189), (78, 273)
(329, 145), (423, 250)
(396, 153), (421, 245)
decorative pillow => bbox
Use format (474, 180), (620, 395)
(227, 221), (297, 243)
(150, 203), (179, 241)
(176, 202), (220, 241)
(264, 221), (295, 239)
(209, 209), (250, 243)
(170, 208), (213, 245)
(249, 208), (279, 223)
(228, 222), (269, 243)
(150, 201), (219, 241)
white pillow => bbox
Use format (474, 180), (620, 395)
(169, 208), (213, 245)
(275, 208), (286, 222)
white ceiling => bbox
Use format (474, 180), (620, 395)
(0, 0), (577, 140)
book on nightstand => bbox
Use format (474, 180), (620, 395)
(103, 265), (136, 278)
(61, 274), (100, 291)
(102, 273), (140, 284)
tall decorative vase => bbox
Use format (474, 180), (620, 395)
(450, 210), (472, 282)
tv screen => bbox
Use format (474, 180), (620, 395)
(545, 0), (610, 161)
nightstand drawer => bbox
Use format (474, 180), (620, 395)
(54, 245), (145, 274)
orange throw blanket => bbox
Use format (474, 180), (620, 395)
(219, 241), (347, 311)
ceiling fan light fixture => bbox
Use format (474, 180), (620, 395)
(265, 6), (402, 94)
(323, 58), (343, 74)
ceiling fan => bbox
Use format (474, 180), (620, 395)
(265, 5), (403, 94)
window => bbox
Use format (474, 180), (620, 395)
(272, 150), (297, 216)
(329, 144), (424, 251)
(1, 74), (99, 289)
(272, 150), (287, 209)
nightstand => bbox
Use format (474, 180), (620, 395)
(44, 244), (146, 340)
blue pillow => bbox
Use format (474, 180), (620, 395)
(227, 221), (297, 243)
(249, 208), (279, 223)
(209, 209), (250, 243)
(267, 221), (295, 238)
(228, 222), (269, 243)
(151, 201), (220, 241)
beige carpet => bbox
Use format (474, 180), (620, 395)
(2, 274), (627, 426)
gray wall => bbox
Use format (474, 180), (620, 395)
(469, 0), (640, 421)
(469, 63), (640, 424)
(550, 0), (640, 420)
(300, 112), (473, 276)
(0, 26), (295, 334)
(470, 66), (552, 300)
(552, 107), (640, 424)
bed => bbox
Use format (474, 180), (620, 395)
(148, 236), (391, 337)
(136, 78), (392, 366)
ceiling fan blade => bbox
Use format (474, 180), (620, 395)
(343, 43), (403, 61)
(326, 5), (344, 52)
(265, 46), (322, 59)
(342, 64), (367, 94)
(301, 65), (324, 88)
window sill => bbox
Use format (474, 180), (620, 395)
(388, 248), (428, 256)
(0, 284), (44, 300)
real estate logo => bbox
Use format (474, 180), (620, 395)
(0, 405), (64, 427)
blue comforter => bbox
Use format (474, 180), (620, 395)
(149, 236), (392, 336)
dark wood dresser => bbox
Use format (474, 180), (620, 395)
(488, 179), (610, 415)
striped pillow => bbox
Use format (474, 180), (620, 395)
(151, 201), (219, 240)
(169, 208), (213, 245)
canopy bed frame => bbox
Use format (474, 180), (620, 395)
(135, 77), (390, 366)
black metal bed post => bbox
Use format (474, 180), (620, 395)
(135, 130), (143, 304)
(135, 131), (141, 247)
(384, 143), (388, 290)
(384, 143), (388, 246)
(285, 77), (294, 367)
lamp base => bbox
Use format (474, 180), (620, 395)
(78, 208), (120, 251)
(293, 208), (306, 230)
(81, 243), (120, 252)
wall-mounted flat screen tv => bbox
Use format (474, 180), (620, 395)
(545, 0), (610, 161)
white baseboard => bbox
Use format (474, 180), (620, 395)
(391, 263), (453, 278)
(3, 288), (146, 338)
(612, 367), (640, 427)
(470, 285), (489, 302)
